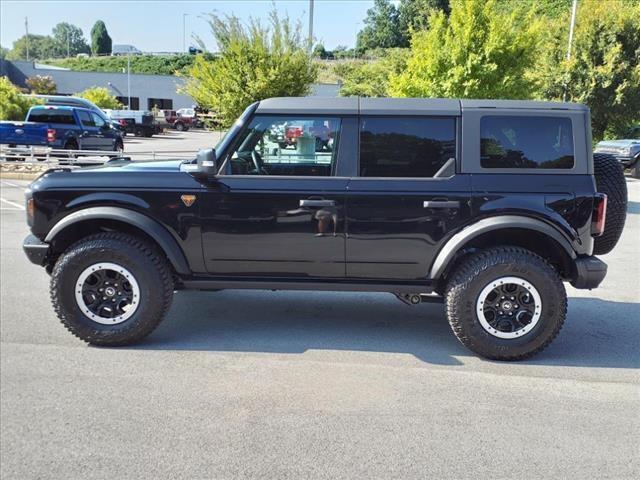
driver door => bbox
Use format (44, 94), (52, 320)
(199, 114), (349, 278)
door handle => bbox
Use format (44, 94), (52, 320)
(300, 199), (335, 208)
(423, 200), (460, 209)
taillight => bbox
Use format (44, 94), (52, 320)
(119, 119), (127, 126)
(47, 129), (56, 143)
(592, 193), (607, 237)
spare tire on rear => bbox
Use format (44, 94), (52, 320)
(593, 153), (627, 255)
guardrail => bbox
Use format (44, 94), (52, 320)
(0, 145), (196, 165)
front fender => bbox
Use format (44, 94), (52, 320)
(44, 206), (190, 275)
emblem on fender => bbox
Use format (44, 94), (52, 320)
(181, 194), (196, 207)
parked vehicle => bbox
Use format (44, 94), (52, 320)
(22, 97), (627, 360)
(111, 44), (142, 56)
(1, 105), (123, 152)
(103, 109), (161, 137)
(176, 108), (203, 128)
(594, 126), (640, 178)
(25, 95), (125, 134)
(155, 110), (193, 131)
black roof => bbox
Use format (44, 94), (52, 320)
(255, 97), (588, 115)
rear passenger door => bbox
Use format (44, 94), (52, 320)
(345, 114), (472, 281)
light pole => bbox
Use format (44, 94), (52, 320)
(127, 52), (131, 110)
(25, 17), (29, 61)
(67, 29), (70, 58)
(183, 13), (189, 53)
(308, 0), (314, 52)
(563, 0), (578, 101)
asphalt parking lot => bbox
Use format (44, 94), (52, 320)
(121, 129), (224, 159)
(0, 177), (638, 479)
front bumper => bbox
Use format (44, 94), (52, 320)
(23, 234), (49, 266)
(571, 256), (607, 289)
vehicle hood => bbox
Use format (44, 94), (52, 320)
(81, 159), (184, 173)
(596, 139), (640, 149)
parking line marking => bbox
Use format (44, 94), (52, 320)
(0, 198), (25, 210)
(0, 180), (21, 188)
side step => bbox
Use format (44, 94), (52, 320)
(394, 293), (444, 305)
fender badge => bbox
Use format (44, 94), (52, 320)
(181, 194), (196, 207)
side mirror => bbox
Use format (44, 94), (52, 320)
(196, 148), (218, 176)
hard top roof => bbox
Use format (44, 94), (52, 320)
(255, 97), (587, 115)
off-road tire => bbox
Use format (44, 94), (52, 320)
(114, 139), (124, 153)
(593, 153), (627, 255)
(445, 247), (567, 361)
(50, 232), (173, 346)
(630, 157), (640, 179)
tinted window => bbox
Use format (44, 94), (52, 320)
(227, 116), (340, 177)
(481, 116), (574, 169)
(359, 117), (456, 177)
(27, 109), (76, 125)
(91, 112), (106, 127)
(77, 110), (94, 127)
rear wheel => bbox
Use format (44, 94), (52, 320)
(114, 139), (124, 153)
(593, 153), (627, 255)
(445, 247), (566, 361)
(50, 233), (173, 346)
(174, 122), (185, 131)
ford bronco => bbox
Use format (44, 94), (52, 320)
(22, 98), (628, 360)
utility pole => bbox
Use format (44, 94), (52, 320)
(25, 17), (29, 61)
(567, 0), (578, 61)
(308, 0), (314, 52)
(127, 52), (131, 109)
(563, 0), (578, 101)
(183, 13), (189, 53)
(67, 29), (70, 58)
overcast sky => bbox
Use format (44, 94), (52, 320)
(1, 0), (376, 53)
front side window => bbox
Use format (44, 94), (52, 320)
(359, 117), (456, 177)
(226, 116), (340, 177)
(91, 112), (106, 128)
(481, 116), (574, 169)
(77, 110), (95, 127)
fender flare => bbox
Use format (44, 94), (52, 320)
(428, 215), (577, 279)
(45, 206), (190, 275)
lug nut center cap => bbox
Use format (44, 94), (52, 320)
(501, 301), (513, 311)
(104, 287), (116, 297)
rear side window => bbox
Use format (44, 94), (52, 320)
(359, 117), (456, 177)
(27, 109), (76, 125)
(481, 116), (574, 169)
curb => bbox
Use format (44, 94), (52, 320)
(0, 172), (41, 181)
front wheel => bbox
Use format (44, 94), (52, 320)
(174, 122), (185, 131)
(50, 233), (174, 346)
(445, 247), (566, 361)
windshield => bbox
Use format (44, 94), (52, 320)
(214, 103), (258, 156)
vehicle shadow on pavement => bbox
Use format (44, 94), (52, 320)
(131, 291), (639, 369)
(138, 290), (467, 366)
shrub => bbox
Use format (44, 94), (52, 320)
(74, 86), (121, 109)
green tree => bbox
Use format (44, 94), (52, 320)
(536, 0), (640, 141)
(52, 22), (90, 57)
(338, 49), (409, 97)
(25, 75), (57, 94)
(389, 0), (542, 99)
(183, 10), (317, 127)
(0, 46), (8, 59)
(91, 21), (112, 55)
(356, 0), (403, 53)
(6, 34), (58, 60)
(0, 76), (40, 120)
(75, 86), (121, 109)
(398, 0), (451, 39)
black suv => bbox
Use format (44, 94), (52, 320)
(22, 98), (628, 360)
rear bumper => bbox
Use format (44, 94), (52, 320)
(571, 256), (607, 289)
(23, 234), (49, 266)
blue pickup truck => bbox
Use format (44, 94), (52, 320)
(0, 105), (124, 153)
